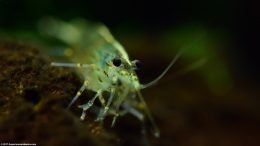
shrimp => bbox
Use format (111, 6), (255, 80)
(39, 18), (182, 137)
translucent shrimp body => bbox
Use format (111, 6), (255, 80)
(40, 18), (181, 137)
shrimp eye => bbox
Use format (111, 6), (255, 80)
(112, 57), (121, 67)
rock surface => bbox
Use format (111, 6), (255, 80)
(0, 40), (119, 146)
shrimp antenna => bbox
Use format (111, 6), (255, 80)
(137, 90), (160, 137)
(141, 50), (182, 89)
(141, 32), (207, 89)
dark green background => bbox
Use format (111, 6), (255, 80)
(0, 1), (259, 146)
(0, 0), (258, 84)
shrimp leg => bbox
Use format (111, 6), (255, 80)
(96, 88), (115, 121)
(51, 62), (92, 68)
(78, 90), (102, 120)
(122, 102), (150, 146)
(67, 81), (88, 108)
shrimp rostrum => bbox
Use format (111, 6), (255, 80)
(42, 18), (181, 137)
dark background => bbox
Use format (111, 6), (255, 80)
(0, 0), (259, 85)
(0, 0), (260, 83)
(0, 1), (259, 146)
